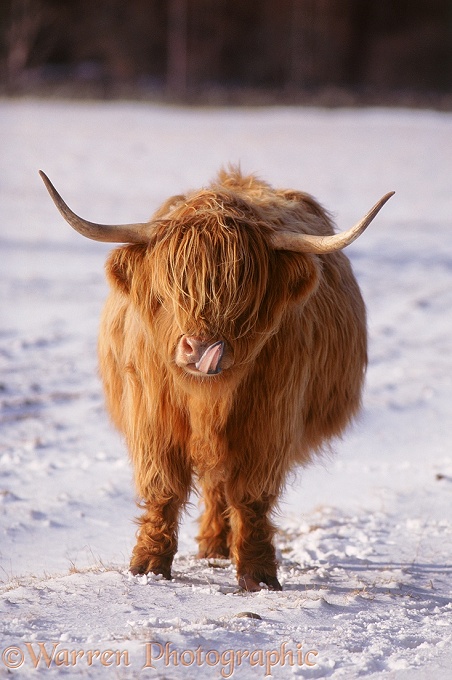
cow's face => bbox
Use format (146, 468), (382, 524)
(106, 190), (320, 381)
(39, 169), (392, 382)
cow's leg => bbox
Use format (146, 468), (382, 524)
(196, 477), (231, 559)
(227, 489), (282, 592)
(129, 450), (192, 579)
(129, 493), (186, 579)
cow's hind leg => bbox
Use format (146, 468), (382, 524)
(227, 490), (282, 592)
(197, 476), (231, 559)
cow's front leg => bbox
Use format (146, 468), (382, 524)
(129, 439), (192, 579)
(227, 491), (282, 592)
(130, 493), (186, 579)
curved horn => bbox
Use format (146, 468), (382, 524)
(271, 192), (395, 254)
(39, 171), (154, 243)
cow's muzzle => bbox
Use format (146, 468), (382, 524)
(175, 336), (226, 376)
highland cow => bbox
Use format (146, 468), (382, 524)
(40, 168), (393, 591)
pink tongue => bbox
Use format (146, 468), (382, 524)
(195, 341), (224, 374)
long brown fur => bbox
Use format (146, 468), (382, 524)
(98, 167), (367, 590)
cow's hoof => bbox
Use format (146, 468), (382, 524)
(129, 562), (172, 580)
(238, 573), (282, 592)
(196, 550), (230, 560)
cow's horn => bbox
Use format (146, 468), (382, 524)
(39, 171), (154, 243)
(271, 192), (395, 254)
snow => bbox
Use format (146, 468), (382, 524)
(1, 99), (452, 678)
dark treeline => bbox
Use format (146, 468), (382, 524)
(1, 0), (451, 102)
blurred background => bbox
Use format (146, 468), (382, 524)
(1, 0), (451, 107)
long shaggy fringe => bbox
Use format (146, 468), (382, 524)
(150, 191), (272, 340)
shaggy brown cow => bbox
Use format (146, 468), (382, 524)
(40, 168), (393, 591)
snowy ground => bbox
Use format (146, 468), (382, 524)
(1, 100), (451, 678)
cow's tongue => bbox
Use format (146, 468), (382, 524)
(195, 341), (224, 375)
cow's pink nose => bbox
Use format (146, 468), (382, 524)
(179, 335), (203, 361)
(177, 336), (225, 375)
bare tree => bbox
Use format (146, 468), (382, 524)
(167, 0), (188, 94)
(287, 0), (316, 89)
(3, 0), (45, 90)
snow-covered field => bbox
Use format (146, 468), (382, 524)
(1, 100), (451, 678)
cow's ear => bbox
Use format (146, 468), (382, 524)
(277, 251), (320, 302)
(105, 245), (147, 295)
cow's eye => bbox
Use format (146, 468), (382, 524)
(151, 294), (164, 309)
